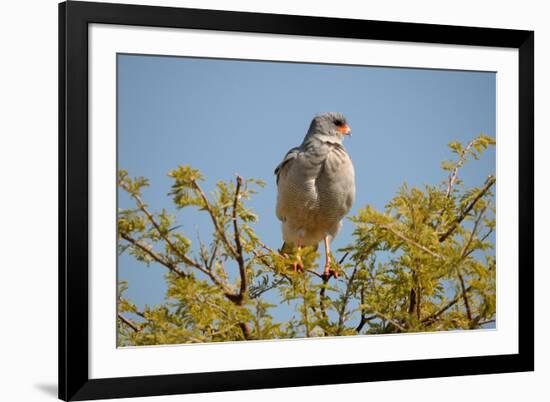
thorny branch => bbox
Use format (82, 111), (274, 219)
(355, 285), (376, 333)
(118, 135), (495, 343)
(191, 179), (239, 259)
(439, 175), (495, 242)
(422, 285), (472, 325)
(381, 224), (443, 259)
(456, 268), (472, 321)
(232, 176), (247, 304)
(118, 313), (140, 332)
(445, 139), (476, 198)
(434, 139), (476, 229)
(129, 192), (199, 268)
(374, 311), (406, 332)
(120, 233), (187, 278)
(120, 177), (255, 338)
(336, 264), (359, 335)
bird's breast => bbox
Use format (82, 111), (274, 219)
(277, 145), (355, 228)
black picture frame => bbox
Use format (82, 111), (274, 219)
(59, 1), (534, 400)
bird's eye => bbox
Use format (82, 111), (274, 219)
(333, 119), (344, 127)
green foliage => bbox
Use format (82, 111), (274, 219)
(117, 135), (496, 346)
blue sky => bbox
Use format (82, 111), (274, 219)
(117, 53), (495, 326)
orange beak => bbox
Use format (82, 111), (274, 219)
(338, 124), (352, 136)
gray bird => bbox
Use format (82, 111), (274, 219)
(275, 112), (355, 278)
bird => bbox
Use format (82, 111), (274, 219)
(274, 112), (356, 279)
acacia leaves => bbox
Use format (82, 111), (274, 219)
(117, 135), (496, 346)
(348, 135), (496, 332)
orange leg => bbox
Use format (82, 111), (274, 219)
(323, 236), (338, 279)
(292, 242), (304, 272)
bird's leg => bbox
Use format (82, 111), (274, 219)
(322, 236), (338, 280)
(293, 242), (304, 272)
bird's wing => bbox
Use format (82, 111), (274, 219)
(274, 147), (300, 184)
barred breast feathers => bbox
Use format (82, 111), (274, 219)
(275, 138), (354, 226)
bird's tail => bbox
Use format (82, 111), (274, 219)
(279, 242), (292, 255)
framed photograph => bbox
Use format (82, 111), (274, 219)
(59, 1), (534, 400)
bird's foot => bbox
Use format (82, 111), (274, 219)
(321, 265), (338, 281)
(292, 261), (305, 273)
(285, 253), (304, 273)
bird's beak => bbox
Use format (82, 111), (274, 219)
(338, 124), (352, 136)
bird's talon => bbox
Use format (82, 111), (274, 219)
(321, 268), (338, 280)
(292, 260), (304, 273)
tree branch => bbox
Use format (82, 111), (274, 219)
(191, 179), (239, 258)
(461, 204), (488, 258)
(422, 285), (472, 325)
(380, 224), (442, 259)
(439, 176), (495, 242)
(373, 311), (406, 332)
(249, 277), (287, 299)
(207, 240), (220, 271)
(317, 252), (351, 330)
(121, 187), (246, 301)
(120, 232), (239, 299)
(456, 268), (472, 322)
(356, 312), (377, 333)
(336, 265), (358, 335)
(120, 233), (187, 278)
(127, 191), (205, 271)
(338, 252), (349, 265)
(118, 313), (140, 332)
(237, 322), (252, 340)
(445, 139), (476, 198)
(249, 249), (294, 286)
(232, 176), (247, 303)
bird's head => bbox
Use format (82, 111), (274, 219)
(305, 112), (351, 144)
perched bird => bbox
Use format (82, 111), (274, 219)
(275, 112), (355, 279)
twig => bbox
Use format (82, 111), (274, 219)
(196, 231), (210, 268)
(460, 204), (488, 258)
(433, 140), (477, 230)
(356, 284), (367, 332)
(422, 285), (472, 324)
(319, 262), (332, 332)
(356, 313), (376, 333)
(305, 269), (323, 279)
(249, 249), (293, 285)
(249, 277), (287, 299)
(121, 187), (241, 299)
(317, 250), (352, 328)
(338, 252), (349, 265)
(336, 265), (358, 335)
(446, 139), (476, 198)
(207, 240), (220, 271)
(120, 233), (187, 278)
(194, 292), (252, 340)
(118, 313), (140, 332)
(457, 203), (483, 325)
(439, 176), (495, 242)
(373, 311), (406, 332)
(120, 233), (236, 298)
(302, 281), (311, 337)
(192, 179), (239, 258)
(258, 240), (275, 253)
(127, 191), (205, 271)
(381, 224), (442, 259)
(232, 176), (247, 303)
(456, 269), (472, 321)
(121, 176), (257, 337)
